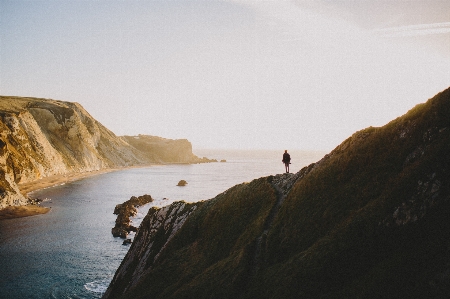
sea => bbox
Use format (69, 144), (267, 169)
(0, 149), (326, 299)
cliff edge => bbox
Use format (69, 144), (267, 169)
(0, 97), (210, 209)
(104, 87), (450, 299)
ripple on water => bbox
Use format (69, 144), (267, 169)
(84, 279), (110, 295)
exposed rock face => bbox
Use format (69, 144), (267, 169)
(0, 97), (214, 209)
(104, 87), (450, 299)
(104, 200), (203, 298)
(112, 194), (154, 239)
(0, 97), (146, 208)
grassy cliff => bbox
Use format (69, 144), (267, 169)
(104, 87), (450, 299)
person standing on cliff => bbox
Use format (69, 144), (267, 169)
(282, 150), (291, 173)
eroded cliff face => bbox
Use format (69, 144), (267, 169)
(104, 201), (204, 298)
(0, 97), (145, 208)
(104, 87), (450, 299)
(0, 97), (208, 209)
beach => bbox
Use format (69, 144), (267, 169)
(18, 168), (120, 196)
(0, 205), (51, 220)
(0, 162), (194, 220)
(0, 168), (124, 220)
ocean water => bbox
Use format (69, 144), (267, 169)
(0, 149), (325, 299)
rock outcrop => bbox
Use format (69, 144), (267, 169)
(112, 194), (153, 239)
(0, 97), (213, 209)
(105, 200), (203, 297)
(176, 180), (187, 186)
(104, 87), (450, 299)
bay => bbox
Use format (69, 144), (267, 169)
(0, 149), (325, 299)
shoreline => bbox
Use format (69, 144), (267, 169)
(18, 168), (124, 197)
(0, 159), (218, 220)
(0, 205), (52, 220)
(1, 164), (158, 220)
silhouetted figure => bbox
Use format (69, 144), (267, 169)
(282, 150), (291, 173)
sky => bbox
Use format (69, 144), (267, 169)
(1, 0), (449, 151)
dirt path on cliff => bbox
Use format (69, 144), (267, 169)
(250, 173), (299, 276)
(251, 181), (286, 275)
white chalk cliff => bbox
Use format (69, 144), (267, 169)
(0, 96), (210, 209)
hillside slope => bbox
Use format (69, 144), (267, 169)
(0, 97), (209, 209)
(104, 87), (450, 299)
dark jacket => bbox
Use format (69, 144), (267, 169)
(282, 153), (291, 163)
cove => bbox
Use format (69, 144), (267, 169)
(0, 150), (325, 299)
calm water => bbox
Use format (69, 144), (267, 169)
(0, 149), (325, 299)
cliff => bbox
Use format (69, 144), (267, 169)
(123, 135), (216, 164)
(104, 87), (450, 299)
(0, 97), (210, 209)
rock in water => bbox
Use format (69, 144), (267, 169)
(111, 194), (153, 239)
(177, 180), (188, 186)
(111, 227), (128, 238)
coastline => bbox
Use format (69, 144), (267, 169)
(1, 160), (217, 220)
(1, 165), (155, 220)
(18, 168), (123, 197)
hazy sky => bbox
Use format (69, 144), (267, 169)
(1, 1), (449, 150)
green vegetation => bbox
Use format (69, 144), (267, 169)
(106, 87), (450, 298)
(106, 178), (277, 299)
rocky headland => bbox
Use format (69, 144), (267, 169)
(0, 96), (214, 214)
(123, 135), (216, 164)
(112, 194), (154, 239)
(104, 87), (450, 299)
